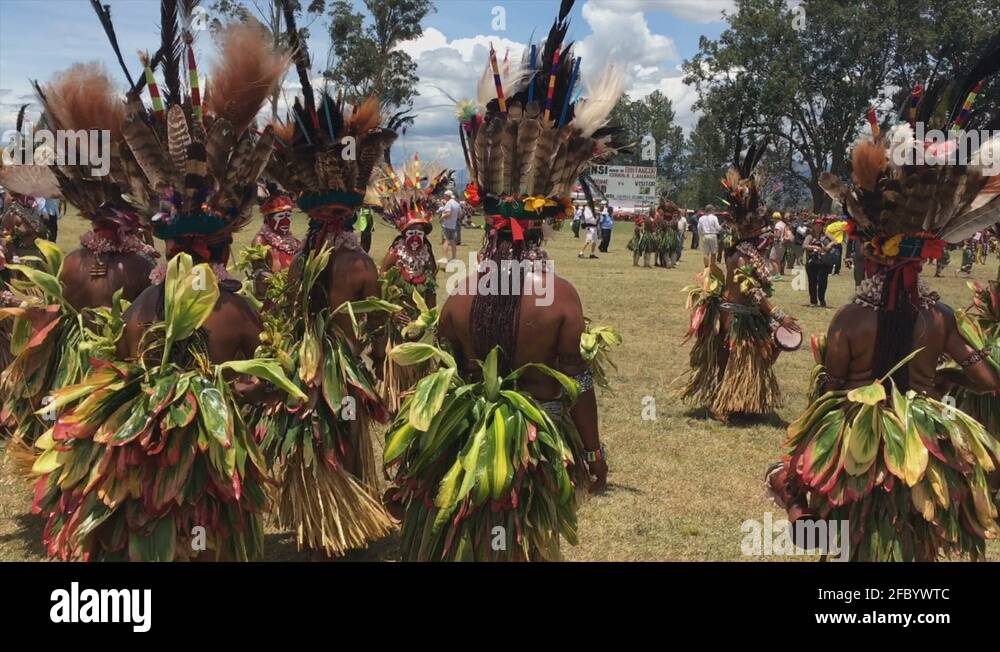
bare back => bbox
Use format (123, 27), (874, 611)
(322, 248), (381, 347)
(824, 302), (999, 397)
(118, 283), (262, 363)
(60, 248), (154, 311)
(439, 269), (584, 401)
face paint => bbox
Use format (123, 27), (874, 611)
(405, 227), (425, 250)
(267, 210), (292, 234)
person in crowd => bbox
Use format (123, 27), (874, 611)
(578, 202), (599, 259)
(803, 217), (835, 307)
(598, 202), (614, 252)
(438, 189), (462, 261)
(698, 205), (722, 268)
(689, 210), (701, 250)
(769, 211), (787, 279)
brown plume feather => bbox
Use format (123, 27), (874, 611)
(530, 125), (559, 196)
(40, 62), (124, 141)
(205, 117), (236, 182)
(122, 113), (172, 187)
(348, 97), (382, 137)
(851, 140), (886, 192)
(515, 102), (541, 194)
(204, 21), (290, 134)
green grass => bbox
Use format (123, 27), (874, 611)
(0, 212), (997, 561)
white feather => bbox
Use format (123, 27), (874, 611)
(476, 59), (527, 108)
(886, 123), (916, 170)
(572, 64), (625, 138)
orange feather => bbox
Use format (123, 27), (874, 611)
(40, 63), (124, 141)
(348, 96), (382, 136)
(204, 21), (290, 134)
(851, 140), (886, 192)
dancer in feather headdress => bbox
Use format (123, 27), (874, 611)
(0, 105), (57, 265)
(0, 62), (161, 447)
(382, 0), (622, 561)
(30, 9), (300, 561)
(626, 209), (655, 267)
(374, 155), (448, 412)
(253, 183), (301, 274)
(656, 198), (682, 268)
(676, 138), (800, 422)
(0, 129), (59, 377)
(767, 43), (1000, 560)
(246, 1), (399, 557)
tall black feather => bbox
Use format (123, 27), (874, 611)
(15, 103), (27, 133)
(282, 1), (316, 118)
(89, 0), (136, 88)
(159, 0), (182, 106)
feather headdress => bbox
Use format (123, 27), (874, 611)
(454, 0), (626, 237)
(25, 62), (147, 231)
(264, 2), (396, 222)
(0, 104), (60, 236)
(719, 131), (768, 226)
(106, 3), (289, 261)
(819, 37), (1000, 258)
(373, 154), (453, 233)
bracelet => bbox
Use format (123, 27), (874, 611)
(583, 444), (607, 463)
(573, 368), (595, 394)
(771, 307), (786, 322)
(960, 348), (991, 368)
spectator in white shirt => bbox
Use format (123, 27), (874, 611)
(769, 211), (788, 279)
(698, 205), (722, 267)
(437, 190), (462, 261)
(577, 204), (599, 259)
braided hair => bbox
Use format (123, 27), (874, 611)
(469, 226), (544, 374)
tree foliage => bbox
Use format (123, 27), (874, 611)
(608, 91), (686, 196)
(682, 0), (1000, 211)
(324, 0), (434, 144)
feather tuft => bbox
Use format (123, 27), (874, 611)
(204, 21), (290, 134)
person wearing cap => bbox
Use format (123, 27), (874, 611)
(438, 189), (462, 261)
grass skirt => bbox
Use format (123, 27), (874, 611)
(384, 346), (589, 561)
(784, 376), (1000, 561)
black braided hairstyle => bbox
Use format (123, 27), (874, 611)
(469, 225), (545, 374)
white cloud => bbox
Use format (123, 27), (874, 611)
(587, 0), (734, 23)
(390, 4), (709, 172)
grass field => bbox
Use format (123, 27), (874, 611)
(1, 211), (997, 561)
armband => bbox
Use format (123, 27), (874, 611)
(960, 348), (991, 368)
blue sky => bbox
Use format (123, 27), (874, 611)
(0, 0), (731, 169)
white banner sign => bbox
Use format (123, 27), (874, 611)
(588, 164), (658, 205)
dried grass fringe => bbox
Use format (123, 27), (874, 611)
(711, 335), (782, 416)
